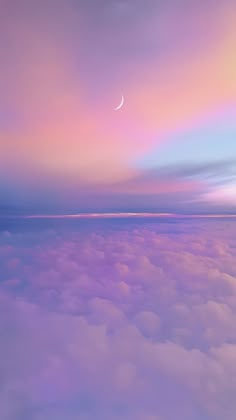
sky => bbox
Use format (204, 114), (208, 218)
(0, 0), (236, 214)
(1, 3), (236, 416)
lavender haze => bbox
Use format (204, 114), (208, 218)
(1, 1), (236, 419)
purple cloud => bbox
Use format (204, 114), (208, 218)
(0, 218), (236, 419)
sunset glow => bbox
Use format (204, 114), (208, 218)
(1, 2), (236, 419)
(1, 0), (235, 215)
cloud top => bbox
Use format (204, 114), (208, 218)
(0, 218), (236, 419)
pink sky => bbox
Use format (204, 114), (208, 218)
(0, 0), (236, 214)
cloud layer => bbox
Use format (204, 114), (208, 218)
(0, 218), (236, 419)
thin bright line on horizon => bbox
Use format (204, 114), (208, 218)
(14, 213), (236, 219)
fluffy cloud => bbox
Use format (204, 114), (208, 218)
(0, 218), (236, 419)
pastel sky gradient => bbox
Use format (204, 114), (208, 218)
(0, 0), (236, 214)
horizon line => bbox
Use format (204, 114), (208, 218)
(6, 212), (236, 219)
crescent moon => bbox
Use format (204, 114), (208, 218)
(114, 95), (124, 111)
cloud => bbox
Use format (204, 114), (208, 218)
(2, 157), (236, 216)
(0, 218), (236, 419)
